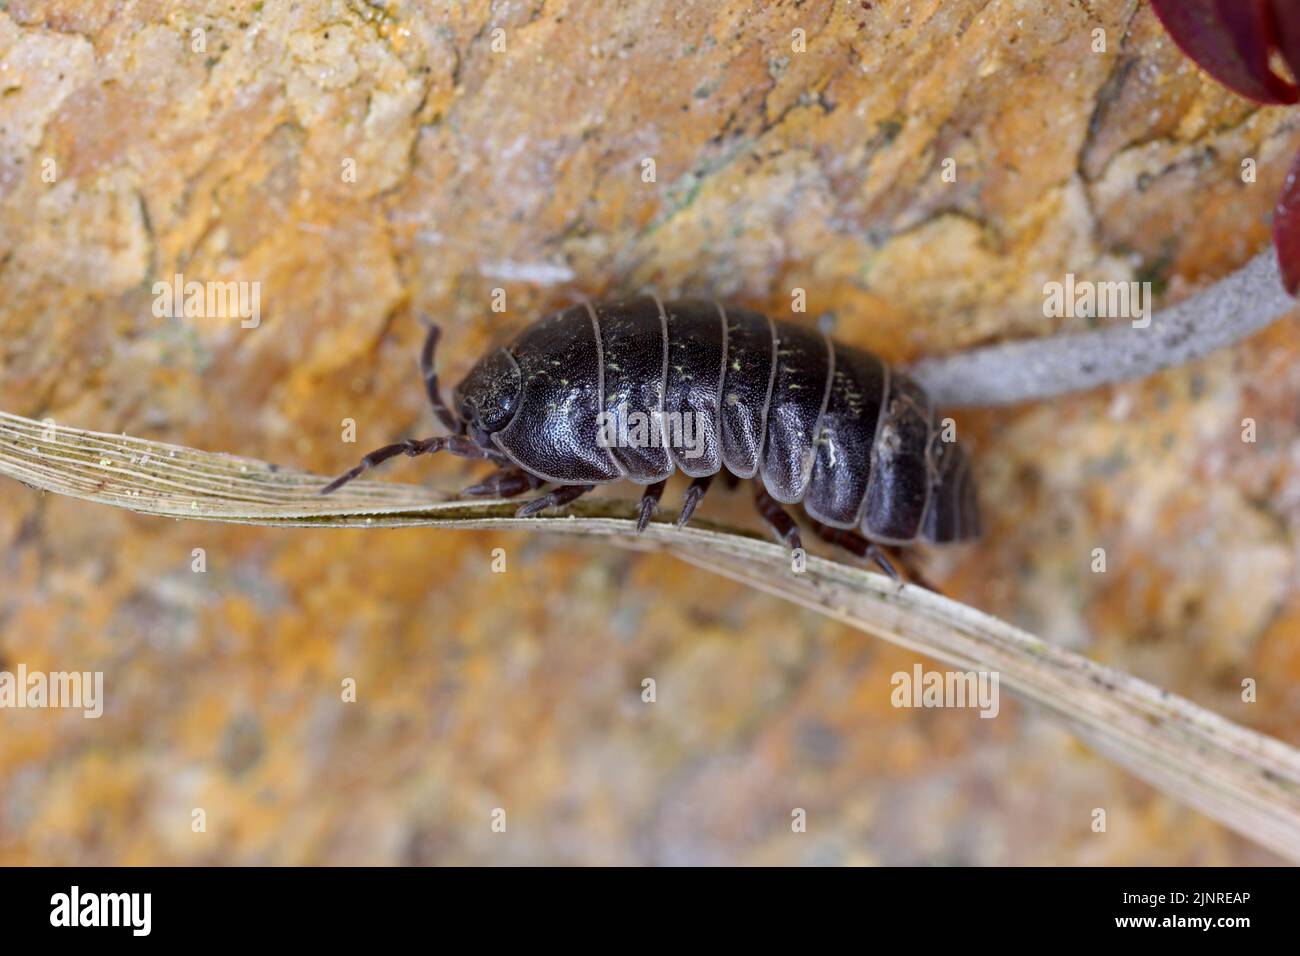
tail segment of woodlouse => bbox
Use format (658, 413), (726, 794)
(320, 300), (979, 564)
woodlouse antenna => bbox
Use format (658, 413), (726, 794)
(418, 320), (463, 433)
(320, 433), (498, 495)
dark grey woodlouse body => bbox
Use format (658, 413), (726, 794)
(451, 296), (979, 546)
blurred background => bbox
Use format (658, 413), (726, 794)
(1, 0), (1298, 864)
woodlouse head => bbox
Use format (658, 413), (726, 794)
(452, 347), (523, 447)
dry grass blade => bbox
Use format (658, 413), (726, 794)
(3, 409), (1299, 859)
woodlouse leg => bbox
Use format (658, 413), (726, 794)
(753, 484), (803, 552)
(320, 434), (494, 495)
(418, 321), (462, 433)
(807, 521), (942, 592)
(462, 466), (544, 499)
(636, 479), (668, 533)
(516, 483), (594, 517)
(807, 520), (899, 581)
(676, 473), (715, 528)
(720, 470), (741, 491)
(883, 546), (943, 594)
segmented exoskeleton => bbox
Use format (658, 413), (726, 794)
(321, 297), (979, 568)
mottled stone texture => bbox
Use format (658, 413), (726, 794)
(0, 0), (1298, 864)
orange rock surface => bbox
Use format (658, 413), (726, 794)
(0, 0), (1297, 864)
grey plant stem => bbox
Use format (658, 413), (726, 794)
(910, 251), (1295, 407)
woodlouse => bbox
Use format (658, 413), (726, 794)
(321, 297), (979, 570)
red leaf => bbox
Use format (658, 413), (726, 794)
(1151, 0), (1298, 104)
(1272, 148), (1300, 295)
(1271, 0), (1300, 82)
